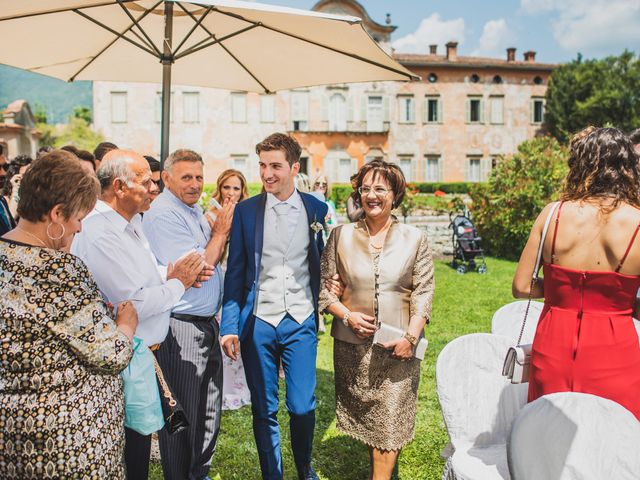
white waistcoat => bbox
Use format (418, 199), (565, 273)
(254, 206), (314, 327)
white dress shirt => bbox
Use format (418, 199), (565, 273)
(71, 200), (185, 345)
(265, 190), (303, 240)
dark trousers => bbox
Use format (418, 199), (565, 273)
(156, 316), (223, 480)
(241, 314), (318, 480)
(124, 427), (151, 480)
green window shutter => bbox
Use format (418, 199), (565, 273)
(438, 156), (445, 181)
(361, 96), (367, 122)
(465, 98), (470, 123)
(438, 98), (443, 123)
(479, 99), (485, 123)
(464, 157), (470, 181)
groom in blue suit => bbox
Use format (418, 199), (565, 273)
(220, 133), (327, 480)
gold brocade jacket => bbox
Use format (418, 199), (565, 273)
(319, 218), (435, 345)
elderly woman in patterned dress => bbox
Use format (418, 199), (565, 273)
(319, 160), (435, 480)
(0, 150), (137, 479)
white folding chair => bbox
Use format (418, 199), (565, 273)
(436, 333), (528, 480)
(491, 301), (544, 344)
(508, 392), (640, 480)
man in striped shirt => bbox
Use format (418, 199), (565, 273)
(143, 149), (235, 480)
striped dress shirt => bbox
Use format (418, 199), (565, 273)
(142, 189), (222, 317)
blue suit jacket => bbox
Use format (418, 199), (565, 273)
(220, 192), (328, 340)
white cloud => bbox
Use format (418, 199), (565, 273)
(392, 13), (465, 54)
(471, 19), (513, 57)
(520, 0), (640, 53)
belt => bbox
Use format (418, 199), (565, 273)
(172, 313), (215, 323)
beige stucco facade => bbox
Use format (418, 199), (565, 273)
(92, 0), (554, 185)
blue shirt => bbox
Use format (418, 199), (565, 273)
(142, 189), (222, 316)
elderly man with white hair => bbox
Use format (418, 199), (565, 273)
(71, 149), (211, 479)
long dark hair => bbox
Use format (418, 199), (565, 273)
(562, 127), (640, 210)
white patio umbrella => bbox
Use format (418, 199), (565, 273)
(0, 0), (418, 166)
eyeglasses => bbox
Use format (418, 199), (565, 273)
(0, 164), (7, 172)
(358, 186), (391, 197)
(151, 179), (161, 187)
(315, 182), (327, 187)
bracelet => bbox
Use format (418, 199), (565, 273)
(403, 332), (418, 347)
(342, 311), (351, 327)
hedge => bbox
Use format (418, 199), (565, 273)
(204, 182), (474, 210)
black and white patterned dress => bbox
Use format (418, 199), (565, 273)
(0, 239), (133, 479)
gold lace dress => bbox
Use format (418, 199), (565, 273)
(319, 220), (435, 450)
(0, 239), (133, 479)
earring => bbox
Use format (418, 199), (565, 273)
(46, 222), (65, 241)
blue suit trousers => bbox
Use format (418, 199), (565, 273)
(241, 313), (317, 480)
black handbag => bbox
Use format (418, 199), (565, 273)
(153, 357), (190, 435)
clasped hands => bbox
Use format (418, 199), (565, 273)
(167, 250), (214, 289)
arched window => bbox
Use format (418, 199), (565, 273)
(328, 93), (347, 131)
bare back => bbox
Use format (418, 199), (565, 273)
(542, 200), (640, 276)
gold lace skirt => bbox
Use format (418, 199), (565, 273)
(333, 338), (421, 451)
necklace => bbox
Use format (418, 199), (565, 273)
(15, 227), (48, 248)
(364, 218), (392, 252)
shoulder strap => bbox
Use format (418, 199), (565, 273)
(616, 221), (640, 273)
(534, 202), (561, 280)
(549, 201), (564, 265)
(518, 201), (561, 346)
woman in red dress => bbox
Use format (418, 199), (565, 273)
(513, 127), (640, 419)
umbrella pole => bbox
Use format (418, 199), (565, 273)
(159, 1), (174, 182)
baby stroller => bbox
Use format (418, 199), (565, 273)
(449, 210), (487, 274)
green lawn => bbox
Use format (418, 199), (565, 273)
(150, 257), (517, 479)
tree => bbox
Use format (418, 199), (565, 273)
(72, 106), (92, 124)
(545, 51), (640, 143)
(469, 136), (568, 260)
(54, 117), (104, 151)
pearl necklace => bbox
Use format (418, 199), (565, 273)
(15, 227), (48, 248)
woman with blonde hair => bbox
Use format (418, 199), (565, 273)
(313, 173), (338, 229)
(210, 168), (252, 410)
(513, 127), (640, 419)
(212, 168), (249, 207)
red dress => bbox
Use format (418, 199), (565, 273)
(529, 203), (640, 420)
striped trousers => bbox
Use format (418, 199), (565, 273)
(156, 316), (223, 480)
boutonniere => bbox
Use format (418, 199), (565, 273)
(310, 214), (323, 234)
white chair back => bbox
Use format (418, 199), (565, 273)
(508, 392), (640, 480)
(491, 301), (544, 344)
(436, 333), (528, 447)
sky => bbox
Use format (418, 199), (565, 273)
(272, 0), (640, 63)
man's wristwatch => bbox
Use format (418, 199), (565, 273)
(403, 332), (418, 347)
(342, 311), (351, 327)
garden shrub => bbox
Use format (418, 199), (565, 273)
(469, 136), (568, 260)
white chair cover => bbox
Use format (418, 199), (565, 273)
(508, 392), (640, 480)
(437, 333), (528, 480)
(491, 301), (544, 344)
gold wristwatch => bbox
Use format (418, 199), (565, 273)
(403, 332), (418, 347)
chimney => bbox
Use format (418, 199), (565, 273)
(506, 47), (516, 62)
(524, 50), (536, 63)
(429, 44), (438, 55)
(446, 41), (458, 61)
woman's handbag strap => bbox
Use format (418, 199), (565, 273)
(517, 201), (561, 345)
